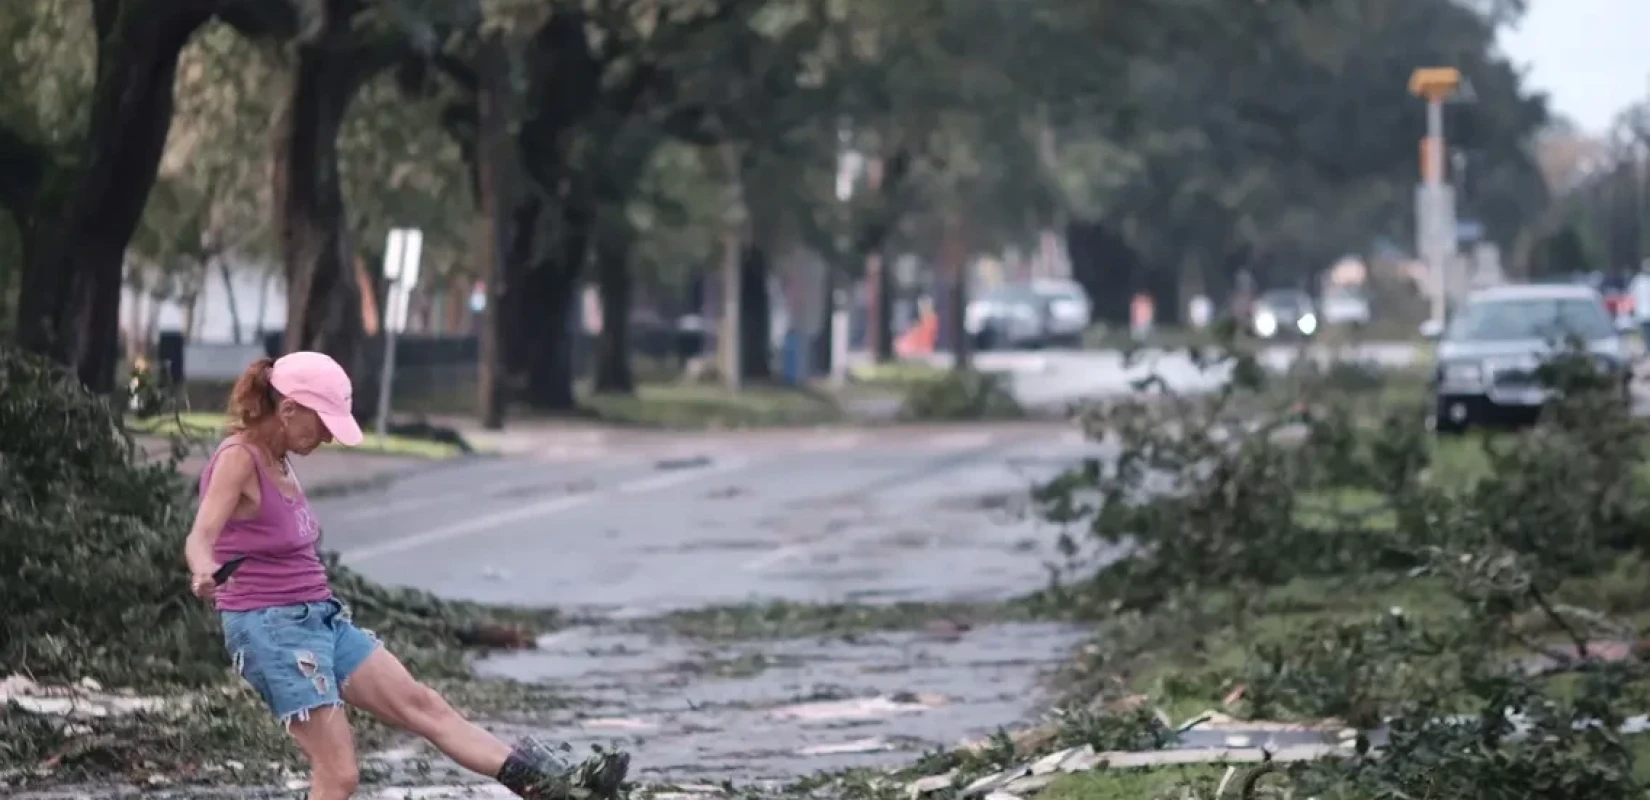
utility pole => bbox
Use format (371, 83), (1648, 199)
(1410, 67), (1460, 323)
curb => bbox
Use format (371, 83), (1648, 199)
(304, 453), (499, 500)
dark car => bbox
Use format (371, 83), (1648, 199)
(1428, 284), (1630, 433)
(1250, 289), (1318, 339)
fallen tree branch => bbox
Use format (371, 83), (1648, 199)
(1529, 584), (1589, 661)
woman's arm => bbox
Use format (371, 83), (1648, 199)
(184, 445), (255, 581)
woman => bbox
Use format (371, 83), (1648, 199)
(184, 352), (627, 800)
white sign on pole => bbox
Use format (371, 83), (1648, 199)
(398, 229), (423, 290)
(384, 229), (407, 281)
(383, 228), (424, 335)
(377, 227), (423, 438)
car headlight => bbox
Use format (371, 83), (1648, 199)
(1255, 312), (1277, 337)
(1441, 362), (1483, 387)
(1298, 314), (1317, 334)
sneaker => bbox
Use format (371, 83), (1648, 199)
(569, 747), (630, 799)
(498, 737), (630, 800)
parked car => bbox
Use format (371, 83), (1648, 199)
(1427, 283), (1631, 434)
(1028, 278), (1093, 346)
(1250, 289), (1318, 339)
(1319, 285), (1372, 327)
(966, 284), (1052, 350)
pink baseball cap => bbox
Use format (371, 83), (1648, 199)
(269, 351), (364, 446)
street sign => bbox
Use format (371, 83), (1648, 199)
(382, 228), (424, 334)
(377, 227), (424, 438)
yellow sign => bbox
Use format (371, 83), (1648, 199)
(1408, 67), (1461, 102)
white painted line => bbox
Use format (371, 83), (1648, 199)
(739, 543), (809, 571)
(340, 458), (752, 564)
(341, 494), (595, 563)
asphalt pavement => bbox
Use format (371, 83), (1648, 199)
(310, 422), (1116, 788)
(327, 422), (1105, 615)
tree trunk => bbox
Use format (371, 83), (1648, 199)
(272, 27), (370, 415)
(473, 31), (511, 429)
(181, 270), (204, 341)
(941, 215), (970, 371)
(739, 244), (772, 380)
(1066, 219), (1141, 326)
(356, 251), (383, 335)
(593, 235), (634, 394)
(216, 256), (242, 343)
(144, 291), (164, 355)
(519, 262), (580, 410)
(868, 252), (893, 362)
(813, 266), (836, 375)
(514, 200), (588, 412)
(254, 269), (271, 340)
(501, 196), (541, 380)
(12, 2), (214, 393)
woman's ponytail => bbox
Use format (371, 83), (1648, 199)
(227, 357), (278, 432)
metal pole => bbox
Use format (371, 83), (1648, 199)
(830, 289), (849, 388)
(376, 283), (399, 440)
(1426, 98), (1447, 323)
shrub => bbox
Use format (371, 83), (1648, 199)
(1034, 338), (1650, 796)
(898, 369), (1023, 421)
(0, 346), (550, 689)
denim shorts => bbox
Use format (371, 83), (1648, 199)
(221, 599), (380, 725)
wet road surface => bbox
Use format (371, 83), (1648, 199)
(328, 423), (1101, 615)
(312, 423), (1107, 789)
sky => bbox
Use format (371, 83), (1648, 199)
(1497, 0), (1650, 135)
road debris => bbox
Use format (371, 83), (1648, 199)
(768, 693), (947, 722)
(0, 675), (175, 718)
(795, 737), (894, 756)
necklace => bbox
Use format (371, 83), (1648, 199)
(266, 451), (290, 477)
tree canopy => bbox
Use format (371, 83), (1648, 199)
(0, 0), (1560, 410)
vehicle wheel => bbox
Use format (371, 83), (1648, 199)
(1433, 398), (1468, 435)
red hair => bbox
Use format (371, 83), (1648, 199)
(226, 357), (283, 451)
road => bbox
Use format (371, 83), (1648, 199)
(330, 422), (1099, 613)
(311, 422), (1114, 790)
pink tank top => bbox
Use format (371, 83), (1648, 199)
(201, 439), (332, 611)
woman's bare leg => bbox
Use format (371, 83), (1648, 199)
(287, 706), (359, 800)
(340, 647), (510, 774)
(342, 647), (627, 798)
